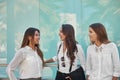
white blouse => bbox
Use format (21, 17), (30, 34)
(86, 42), (120, 80)
(52, 43), (85, 73)
(6, 46), (43, 80)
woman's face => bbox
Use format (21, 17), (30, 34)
(59, 27), (66, 41)
(33, 31), (40, 45)
(89, 27), (98, 43)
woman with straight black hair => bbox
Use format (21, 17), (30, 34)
(7, 27), (44, 80)
(45, 24), (86, 80)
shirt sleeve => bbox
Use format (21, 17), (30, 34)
(52, 42), (62, 62)
(111, 43), (120, 77)
(52, 56), (57, 61)
(86, 46), (92, 75)
(77, 44), (86, 71)
(6, 49), (25, 80)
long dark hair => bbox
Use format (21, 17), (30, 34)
(62, 24), (77, 65)
(89, 23), (110, 44)
(21, 27), (44, 65)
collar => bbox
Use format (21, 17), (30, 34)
(94, 44), (105, 52)
(25, 46), (36, 51)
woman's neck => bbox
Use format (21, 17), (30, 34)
(63, 41), (66, 47)
(63, 41), (67, 53)
(95, 41), (102, 47)
(28, 44), (35, 50)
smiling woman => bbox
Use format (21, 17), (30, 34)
(6, 27), (44, 80)
(45, 24), (86, 80)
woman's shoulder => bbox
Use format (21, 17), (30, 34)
(57, 42), (63, 49)
(18, 46), (26, 51)
(87, 44), (94, 49)
(57, 42), (62, 46)
(76, 44), (84, 51)
(107, 42), (116, 45)
(76, 44), (82, 48)
(106, 42), (117, 48)
(15, 46), (27, 55)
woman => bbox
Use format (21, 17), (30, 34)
(45, 24), (86, 80)
(86, 23), (120, 80)
(7, 27), (44, 80)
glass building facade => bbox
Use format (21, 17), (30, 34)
(0, 0), (120, 79)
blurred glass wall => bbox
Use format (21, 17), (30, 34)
(0, 0), (120, 79)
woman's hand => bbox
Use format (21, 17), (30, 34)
(112, 76), (118, 80)
(44, 58), (54, 63)
(86, 75), (89, 80)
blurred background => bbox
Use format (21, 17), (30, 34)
(0, 0), (120, 80)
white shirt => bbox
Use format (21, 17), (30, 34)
(52, 43), (85, 73)
(6, 46), (43, 80)
(86, 42), (120, 80)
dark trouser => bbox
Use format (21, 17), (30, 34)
(55, 71), (69, 80)
(55, 66), (86, 80)
(20, 77), (41, 80)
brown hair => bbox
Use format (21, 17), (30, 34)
(62, 24), (77, 65)
(89, 23), (110, 44)
(21, 27), (44, 65)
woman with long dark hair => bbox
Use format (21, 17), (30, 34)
(7, 27), (44, 80)
(86, 23), (120, 80)
(45, 24), (86, 80)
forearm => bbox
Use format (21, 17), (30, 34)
(112, 76), (118, 80)
(6, 67), (17, 80)
(86, 75), (89, 80)
(45, 58), (54, 63)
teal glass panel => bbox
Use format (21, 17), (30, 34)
(0, 0), (7, 63)
(0, 0), (7, 78)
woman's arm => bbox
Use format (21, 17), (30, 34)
(86, 75), (89, 80)
(45, 58), (54, 63)
(111, 43), (120, 79)
(6, 50), (24, 80)
(86, 46), (92, 78)
(77, 45), (86, 71)
(45, 56), (57, 63)
(112, 76), (118, 80)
